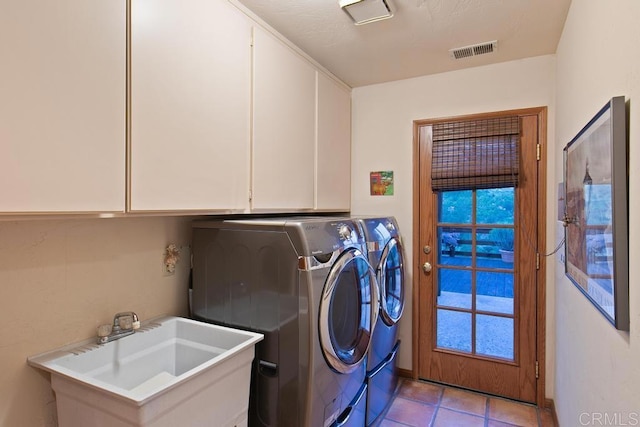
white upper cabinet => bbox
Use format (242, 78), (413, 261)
(0, 0), (350, 216)
(0, 0), (126, 212)
(251, 27), (316, 211)
(130, 0), (252, 211)
(316, 73), (351, 211)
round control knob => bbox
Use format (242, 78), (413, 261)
(338, 224), (352, 240)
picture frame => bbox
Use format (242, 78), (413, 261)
(563, 96), (629, 330)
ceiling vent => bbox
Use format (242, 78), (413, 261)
(339, 0), (393, 25)
(449, 40), (498, 60)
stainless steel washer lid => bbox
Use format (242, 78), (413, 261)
(193, 216), (367, 257)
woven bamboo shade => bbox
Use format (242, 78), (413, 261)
(431, 116), (520, 191)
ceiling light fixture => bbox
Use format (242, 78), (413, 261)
(339, 0), (393, 25)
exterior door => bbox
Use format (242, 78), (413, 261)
(414, 109), (546, 404)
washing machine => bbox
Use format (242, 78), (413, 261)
(191, 217), (378, 427)
(354, 216), (405, 426)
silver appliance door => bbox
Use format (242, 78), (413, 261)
(319, 248), (378, 374)
(378, 237), (405, 326)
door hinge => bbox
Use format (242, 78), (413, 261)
(248, 189), (253, 203)
(535, 361), (539, 379)
(536, 143), (541, 161)
(536, 252), (540, 270)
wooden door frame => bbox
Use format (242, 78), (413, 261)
(411, 106), (548, 407)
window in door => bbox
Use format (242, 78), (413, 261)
(437, 187), (516, 360)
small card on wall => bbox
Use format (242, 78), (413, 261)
(370, 171), (394, 196)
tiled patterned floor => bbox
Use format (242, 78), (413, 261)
(373, 379), (556, 427)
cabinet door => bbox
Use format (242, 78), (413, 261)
(317, 73), (351, 211)
(252, 27), (316, 210)
(130, 0), (251, 211)
(0, 0), (125, 212)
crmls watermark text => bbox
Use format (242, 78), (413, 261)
(579, 412), (640, 426)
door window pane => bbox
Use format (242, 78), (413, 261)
(437, 269), (471, 309)
(437, 309), (471, 353)
(476, 315), (514, 360)
(476, 188), (514, 224)
(477, 227), (514, 269)
(439, 190), (472, 223)
(476, 271), (514, 315)
(439, 227), (472, 266)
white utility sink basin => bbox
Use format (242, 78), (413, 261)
(29, 316), (263, 427)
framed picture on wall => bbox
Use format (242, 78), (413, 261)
(563, 96), (629, 331)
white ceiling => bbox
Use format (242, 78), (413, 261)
(236, 0), (572, 88)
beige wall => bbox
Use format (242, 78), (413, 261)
(554, 1), (640, 425)
(350, 54), (557, 397)
(0, 217), (192, 426)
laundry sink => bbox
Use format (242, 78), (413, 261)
(28, 316), (263, 427)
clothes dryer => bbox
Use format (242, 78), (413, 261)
(354, 216), (405, 426)
(191, 217), (378, 427)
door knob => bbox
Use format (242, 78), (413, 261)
(422, 262), (432, 273)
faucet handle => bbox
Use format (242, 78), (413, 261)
(118, 316), (133, 330)
(113, 311), (140, 330)
(97, 324), (113, 343)
(97, 324), (112, 338)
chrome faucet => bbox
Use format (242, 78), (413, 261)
(97, 312), (141, 344)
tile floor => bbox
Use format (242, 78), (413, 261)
(373, 378), (556, 427)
